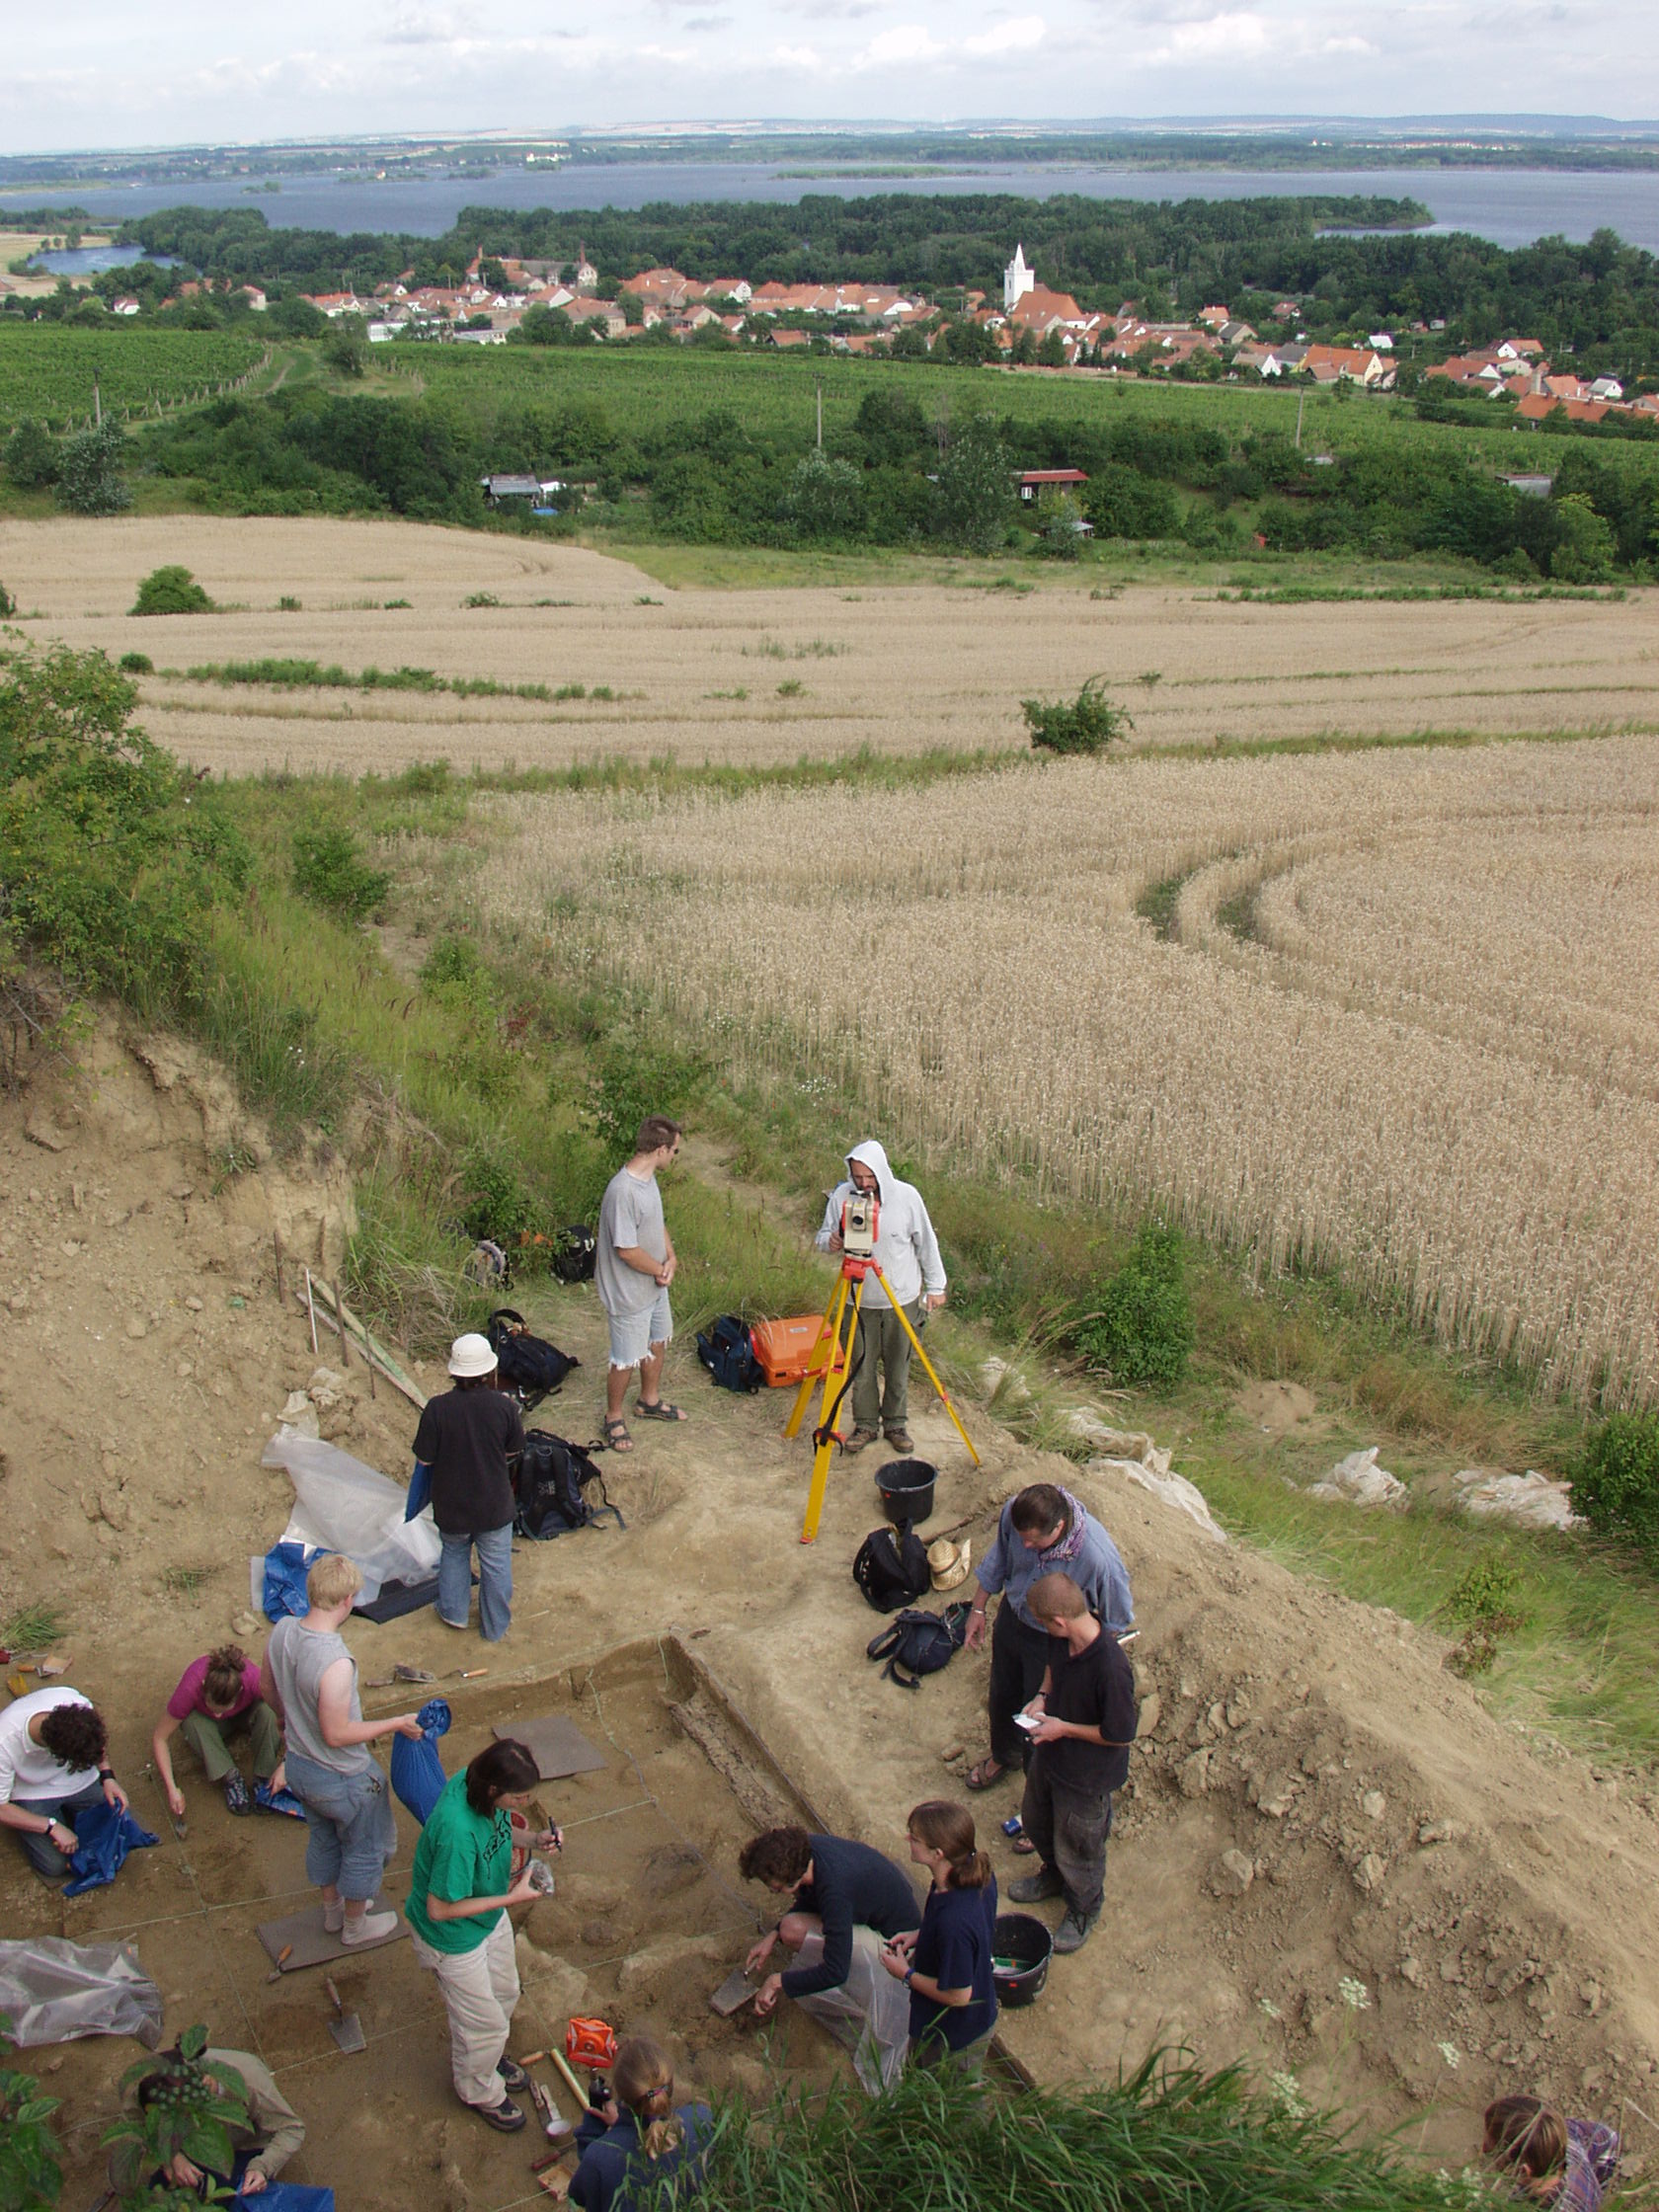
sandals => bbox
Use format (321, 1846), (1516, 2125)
(965, 1758), (1010, 1792)
(635, 1399), (687, 1423)
(602, 1417), (633, 1453)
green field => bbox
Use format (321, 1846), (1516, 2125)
(0, 322), (271, 429)
(400, 340), (1659, 489)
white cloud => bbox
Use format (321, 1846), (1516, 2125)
(1320, 32), (1377, 50)
(1146, 10), (1273, 62)
(965, 14), (1047, 52)
(852, 22), (946, 66)
(769, 41), (827, 67)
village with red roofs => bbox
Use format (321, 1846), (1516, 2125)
(272, 240), (1659, 425)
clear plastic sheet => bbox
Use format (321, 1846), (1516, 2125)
(0, 1936), (164, 2048)
(788, 1927), (910, 2094)
(260, 1433), (440, 1604)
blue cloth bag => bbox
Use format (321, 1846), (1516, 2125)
(404, 1461), (433, 1523)
(63, 1801), (160, 1898)
(389, 1698), (451, 1826)
(262, 1540), (322, 1623)
(240, 2185), (334, 2211)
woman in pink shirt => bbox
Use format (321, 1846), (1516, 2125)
(153, 1644), (286, 1819)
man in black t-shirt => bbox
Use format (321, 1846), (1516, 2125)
(1005, 1569), (1138, 1956)
(412, 1333), (524, 1643)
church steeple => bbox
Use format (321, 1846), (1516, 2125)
(1004, 242), (1035, 315)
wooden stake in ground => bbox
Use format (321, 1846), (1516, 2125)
(303, 1268), (318, 1356)
(273, 1229), (285, 1305)
(332, 1280), (351, 1367)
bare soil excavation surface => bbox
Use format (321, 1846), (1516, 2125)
(1, 1024), (1656, 2208)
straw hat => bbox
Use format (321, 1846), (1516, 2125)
(448, 1332), (499, 1379)
(927, 1537), (972, 1593)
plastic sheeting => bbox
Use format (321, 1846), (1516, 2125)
(261, 1433), (440, 1606)
(787, 1927), (909, 2094)
(62, 1802), (159, 1898)
(0, 1936), (164, 2048)
(390, 1698), (451, 1827)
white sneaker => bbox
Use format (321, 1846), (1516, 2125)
(341, 1909), (398, 1946)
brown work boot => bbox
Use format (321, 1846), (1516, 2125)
(841, 1426), (879, 1454)
(884, 1428), (914, 1453)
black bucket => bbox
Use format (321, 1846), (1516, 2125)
(992, 1912), (1053, 2009)
(878, 1457), (937, 1526)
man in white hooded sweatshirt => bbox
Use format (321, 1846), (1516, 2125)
(816, 1140), (947, 1454)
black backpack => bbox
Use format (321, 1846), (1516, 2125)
(487, 1309), (579, 1405)
(550, 1226), (597, 1285)
(851, 1521), (931, 1614)
(514, 1430), (624, 1540)
(866, 1602), (973, 1691)
(696, 1314), (763, 1393)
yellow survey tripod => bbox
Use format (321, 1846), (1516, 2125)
(785, 1204), (980, 1543)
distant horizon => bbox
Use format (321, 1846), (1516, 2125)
(5, 115), (1659, 167)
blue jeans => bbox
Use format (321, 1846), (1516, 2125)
(438, 1522), (514, 1642)
(283, 1749), (397, 1901)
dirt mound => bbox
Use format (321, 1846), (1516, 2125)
(1, 1023), (1655, 2182)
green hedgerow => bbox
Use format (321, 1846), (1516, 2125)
(0, 644), (251, 1011)
(131, 565), (215, 617)
(583, 1035), (709, 1165)
(1022, 676), (1133, 756)
(290, 824), (391, 924)
(1572, 1411), (1659, 1553)
(1074, 1221), (1195, 1386)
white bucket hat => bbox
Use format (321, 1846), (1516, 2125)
(448, 1332), (499, 1379)
(927, 1537), (972, 1593)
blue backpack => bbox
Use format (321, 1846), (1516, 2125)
(696, 1313), (763, 1392)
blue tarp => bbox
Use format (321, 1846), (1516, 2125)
(242, 2186), (333, 2211)
(389, 1697), (451, 1827)
(262, 1540), (327, 1623)
(254, 1780), (306, 1821)
(62, 1802), (159, 1898)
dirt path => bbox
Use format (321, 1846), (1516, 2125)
(2, 1024), (1655, 2205)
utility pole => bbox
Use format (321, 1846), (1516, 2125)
(1295, 386), (1305, 450)
(815, 376), (823, 449)
(93, 366), (101, 429)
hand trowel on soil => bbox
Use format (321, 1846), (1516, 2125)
(324, 1977), (365, 2055)
(709, 1967), (756, 2017)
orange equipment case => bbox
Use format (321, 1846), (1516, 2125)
(750, 1314), (827, 1387)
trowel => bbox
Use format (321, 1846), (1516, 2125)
(709, 1966), (756, 2017)
(324, 1977), (365, 2055)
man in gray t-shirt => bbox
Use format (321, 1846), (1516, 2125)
(595, 1115), (687, 1453)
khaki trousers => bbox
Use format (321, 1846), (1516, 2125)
(410, 1913), (519, 2108)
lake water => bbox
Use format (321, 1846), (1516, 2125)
(6, 163), (1659, 253)
(32, 243), (175, 276)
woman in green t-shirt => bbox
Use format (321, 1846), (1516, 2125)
(407, 1738), (559, 2132)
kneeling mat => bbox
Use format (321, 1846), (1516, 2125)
(256, 1903), (405, 1973)
(493, 1714), (605, 1781)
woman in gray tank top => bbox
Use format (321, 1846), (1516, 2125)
(260, 1553), (424, 1946)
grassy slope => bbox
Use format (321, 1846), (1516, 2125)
(205, 746), (1659, 1772)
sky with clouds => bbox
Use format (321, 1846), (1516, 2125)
(3, 0), (1655, 156)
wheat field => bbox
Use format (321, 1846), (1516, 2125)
(485, 733), (1659, 1409)
(4, 515), (1656, 773)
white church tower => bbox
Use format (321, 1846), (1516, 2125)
(1004, 242), (1035, 315)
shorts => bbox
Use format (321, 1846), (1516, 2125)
(605, 1287), (672, 1371)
